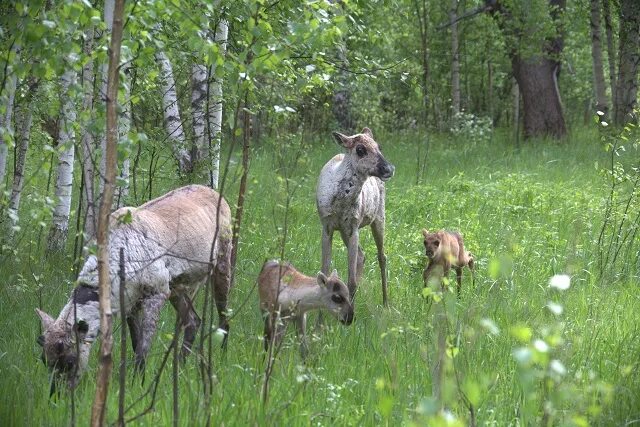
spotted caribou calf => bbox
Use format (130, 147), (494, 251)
(316, 127), (395, 308)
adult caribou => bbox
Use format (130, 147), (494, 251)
(36, 185), (232, 392)
(316, 127), (395, 309)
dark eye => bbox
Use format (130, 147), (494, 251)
(355, 145), (367, 157)
(434, 240), (440, 247)
(331, 294), (345, 304)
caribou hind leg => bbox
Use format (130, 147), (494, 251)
(371, 219), (388, 307)
(214, 235), (232, 349)
(127, 302), (142, 355)
(169, 291), (201, 360)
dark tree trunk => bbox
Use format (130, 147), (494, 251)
(613, 0), (640, 126)
(591, 0), (609, 115)
(450, 0), (461, 115)
(332, 90), (353, 133)
(331, 1), (354, 133)
(602, 0), (617, 103)
(413, 0), (429, 126)
(512, 57), (566, 139)
(484, 0), (567, 139)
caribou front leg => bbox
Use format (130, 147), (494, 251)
(135, 292), (169, 374)
(295, 313), (309, 359)
(371, 219), (388, 307)
(344, 228), (360, 302)
(321, 225), (333, 275)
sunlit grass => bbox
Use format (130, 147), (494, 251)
(1, 128), (638, 425)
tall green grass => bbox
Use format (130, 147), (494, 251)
(1, 128), (638, 425)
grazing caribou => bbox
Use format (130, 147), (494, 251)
(316, 127), (395, 308)
(258, 260), (353, 357)
(36, 185), (232, 391)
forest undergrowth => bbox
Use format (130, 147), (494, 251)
(1, 128), (638, 426)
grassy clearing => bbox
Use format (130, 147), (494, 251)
(1, 129), (639, 425)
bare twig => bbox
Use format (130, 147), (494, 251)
(172, 317), (180, 427)
(117, 247), (127, 427)
(91, 0), (126, 424)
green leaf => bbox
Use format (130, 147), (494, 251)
(510, 324), (532, 343)
(377, 395), (393, 419)
(462, 379), (482, 407)
(119, 209), (133, 224)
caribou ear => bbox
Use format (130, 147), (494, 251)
(332, 131), (355, 149)
(316, 272), (328, 287)
(422, 229), (429, 239)
(361, 127), (373, 138)
(36, 308), (55, 331)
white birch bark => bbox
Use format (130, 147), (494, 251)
(192, 5), (228, 183)
(7, 83), (36, 234)
(113, 63), (130, 209)
(81, 28), (97, 240)
(191, 63), (207, 171)
(156, 50), (190, 173)
(208, 18), (228, 189)
(0, 71), (17, 189)
(48, 69), (78, 251)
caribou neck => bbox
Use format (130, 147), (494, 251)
(336, 157), (367, 202)
(280, 283), (325, 314)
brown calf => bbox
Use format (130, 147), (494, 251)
(258, 260), (353, 358)
(422, 229), (474, 296)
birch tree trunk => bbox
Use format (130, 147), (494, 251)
(613, 0), (640, 126)
(191, 63), (207, 173)
(7, 79), (37, 234)
(156, 50), (190, 173)
(47, 69), (78, 251)
(113, 63), (130, 209)
(208, 18), (228, 189)
(450, 0), (461, 115)
(0, 70), (17, 189)
(97, 0), (115, 202)
(590, 0), (608, 116)
(91, 0), (125, 424)
(602, 0), (617, 104)
(81, 28), (97, 240)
